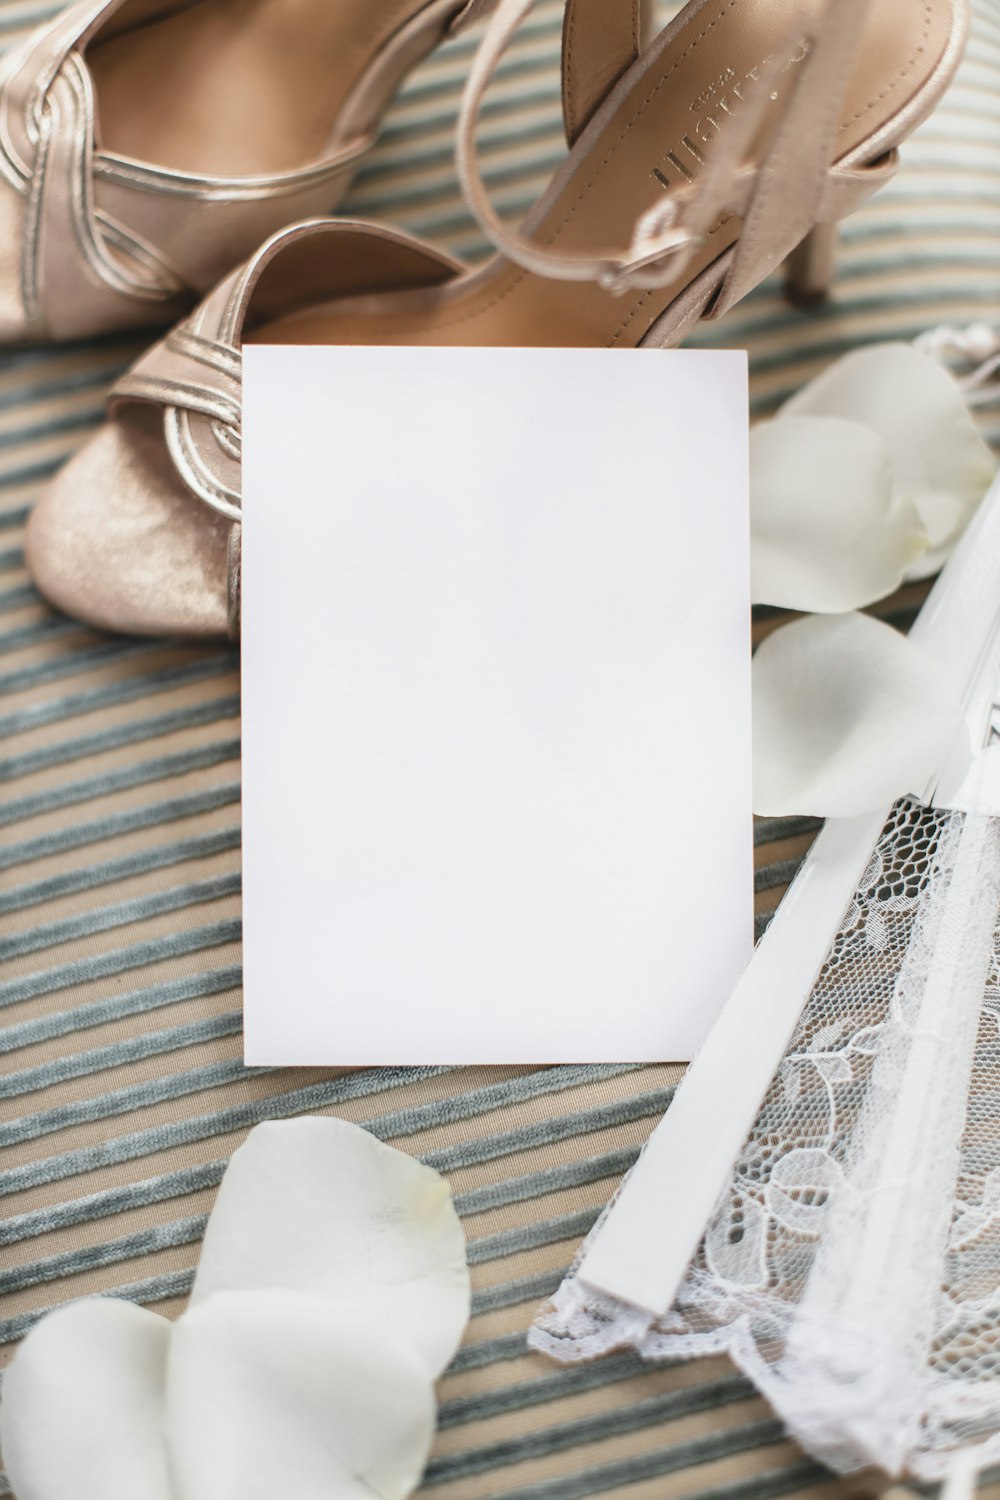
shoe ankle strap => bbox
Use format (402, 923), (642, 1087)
(450, 0), (642, 144)
(455, 0), (700, 292)
(456, 0), (891, 301)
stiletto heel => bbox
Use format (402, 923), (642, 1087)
(784, 222), (840, 306)
(27, 0), (970, 638)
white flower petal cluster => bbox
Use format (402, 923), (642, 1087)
(750, 343), (995, 817)
(0, 1118), (471, 1500)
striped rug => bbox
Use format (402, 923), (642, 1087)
(1, 3), (999, 1498)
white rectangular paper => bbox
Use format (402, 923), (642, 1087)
(241, 346), (751, 1066)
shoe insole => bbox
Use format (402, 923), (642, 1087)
(249, 0), (953, 351)
(88, 0), (437, 176)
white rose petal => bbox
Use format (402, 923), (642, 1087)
(0, 1299), (172, 1500)
(0, 1122), (467, 1500)
(189, 1118), (470, 1377)
(750, 415), (926, 611)
(781, 343), (997, 578)
(752, 612), (965, 817)
(167, 1289), (435, 1500)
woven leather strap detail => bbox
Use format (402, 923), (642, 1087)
(114, 317), (244, 521)
(113, 307), (245, 637)
(109, 218), (465, 637)
(0, 7), (187, 336)
(0, 0), (389, 339)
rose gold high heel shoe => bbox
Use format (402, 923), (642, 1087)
(27, 0), (969, 638)
(0, 0), (484, 342)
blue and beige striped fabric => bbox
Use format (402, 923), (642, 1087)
(1, 3), (999, 1498)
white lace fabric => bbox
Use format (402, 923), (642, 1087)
(532, 800), (1000, 1485)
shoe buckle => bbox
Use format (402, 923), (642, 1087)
(598, 216), (703, 297)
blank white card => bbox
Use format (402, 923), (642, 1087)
(241, 346), (751, 1066)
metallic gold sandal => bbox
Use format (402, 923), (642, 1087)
(0, 0), (482, 342)
(27, 0), (969, 636)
